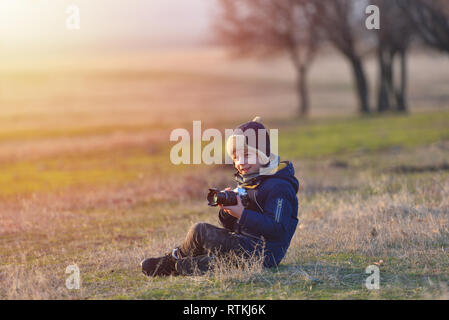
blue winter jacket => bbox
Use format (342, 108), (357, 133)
(218, 161), (299, 268)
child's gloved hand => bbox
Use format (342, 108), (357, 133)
(219, 187), (244, 219)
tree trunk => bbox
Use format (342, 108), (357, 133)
(349, 57), (370, 114)
(377, 47), (391, 112)
(386, 50), (395, 108)
(296, 65), (309, 117)
(395, 49), (408, 112)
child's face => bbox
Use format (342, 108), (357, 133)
(232, 149), (262, 175)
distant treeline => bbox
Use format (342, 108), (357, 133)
(214, 0), (449, 117)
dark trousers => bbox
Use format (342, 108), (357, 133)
(175, 222), (254, 275)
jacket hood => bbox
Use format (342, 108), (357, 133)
(270, 161), (299, 194)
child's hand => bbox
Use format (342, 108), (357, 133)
(220, 189), (244, 219)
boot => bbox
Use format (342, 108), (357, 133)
(175, 254), (214, 276)
(141, 253), (177, 277)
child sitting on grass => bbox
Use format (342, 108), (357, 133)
(141, 117), (299, 276)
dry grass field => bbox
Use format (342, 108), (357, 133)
(0, 48), (448, 299)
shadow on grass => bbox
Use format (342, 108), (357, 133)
(389, 163), (449, 174)
(273, 263), (448, 291)
(135, 262), (449, 299)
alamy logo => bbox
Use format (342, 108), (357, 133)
(365, 265), (380, 290)
(65, 264), (80, 290)
(169, 121), (278, 166)
(66, 4), (80, 30)
(365, 5), (380, 30)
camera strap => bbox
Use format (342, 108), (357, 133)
(245, 189), (264, 213)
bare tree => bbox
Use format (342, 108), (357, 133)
(374, 0), (414, 113)
(400, 0), (449, 53)
(311, 0), (371, 114)
(214, 0), (320, 117)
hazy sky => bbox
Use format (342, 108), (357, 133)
(0, 0), (215, 52)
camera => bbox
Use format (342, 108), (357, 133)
(207, 187), (251, 208)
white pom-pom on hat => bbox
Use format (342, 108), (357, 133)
(252, 116), (262, 123)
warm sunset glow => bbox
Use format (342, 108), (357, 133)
(0, 0), (211, 53)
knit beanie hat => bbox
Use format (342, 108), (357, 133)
(226, 116), (271, 165)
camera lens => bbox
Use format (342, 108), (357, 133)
(207, 189), (237, 207)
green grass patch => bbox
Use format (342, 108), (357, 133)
(279, 111), (449, 158)
(0, 124), (164, 143)
(0, 148), (185, 197)
(2, 111), (448, 198)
